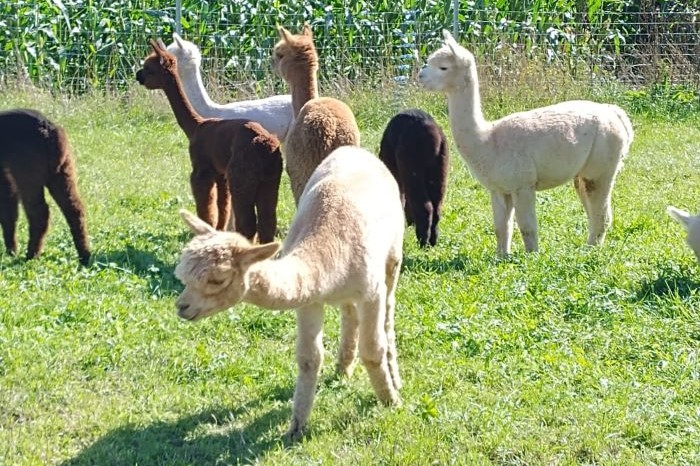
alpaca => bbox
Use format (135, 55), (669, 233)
(0, 108), (90, 265)
(418, 30), (634, 255)
(272, 24), (361, 205)
(166, 33), (294, 142)
(174, 146), (405, 441)
(136, 39), (283, 243)
(379, 108), (449, 247)
(667, 206), (700, 262)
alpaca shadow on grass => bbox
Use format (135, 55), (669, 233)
(92, 230), (191, 295)
(401, 253), (482, 275)
(60, 386), (294, 466)
(633, 263), (699, 302)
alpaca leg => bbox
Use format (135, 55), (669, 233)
(384, 255), (402, 391)
(190, 169), (217, 227)
(358, 290), (399, 405)
(512, 187), (538, 252)
(426, 166), (447, 247)
(336, 303), (359, 378)
(255, 176), (281, 244)
(230, 187), (257, 241)
(214, 174), (230, 230)
(400, 165), (432, 247)
(573, 176), (591, 220)
(286, 304), (325, 442)
(46, 168), (91, 265)
(582, 175), (616, 245)
(490, 191), (514, 256)
(18, 186), (50, 260)
(0, 169), (19, 255)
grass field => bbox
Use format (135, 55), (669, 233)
(1, 78), (699, 465)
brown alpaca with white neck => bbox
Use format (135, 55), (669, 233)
(272, 24), (361, 205)
(136, 39), (282, 242)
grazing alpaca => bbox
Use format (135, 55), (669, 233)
(166, 33), (294, 142)
(0, 109), (90, 265)
(175, 146), (404, 441)
(272, 24), (361, 204)
(667, 206), (700, 262)
(136, 39), (283, 242)
(379, 109), (449, 247)
(418, 30), (634, 255)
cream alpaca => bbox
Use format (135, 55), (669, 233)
(166, 33), (294, 142)
(419, 30), (634, 255)
(272, 24), (361, 204)
(667, 206), (700, 262)
(174, 146), (405, 441)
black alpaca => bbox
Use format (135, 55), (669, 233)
(0, 109), (91, 264)
(379, 109), (449, 247)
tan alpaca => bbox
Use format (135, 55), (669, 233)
(419, 30), (634, 255)
(174, 146), (404, 441)
(667, 206), (700, 262)
(136, 40), (283, 242)
(272, 24), (361, 205)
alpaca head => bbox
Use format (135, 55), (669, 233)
(135, 38), (178, 90)
(272, 23), (318, 82)
(174, 210), (281, 321)
(418, 29), (476, 93)
(667, 206), (700, 262)
(166, 32), (201, 73)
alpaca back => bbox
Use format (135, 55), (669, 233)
(0, 109), (63, 169)
(166, 35), (294, 140)
(285, 96), (361, 203)
(283, 146), (403, 284)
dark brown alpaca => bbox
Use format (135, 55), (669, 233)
(379, 109), (449, 247)
(136, 40), (283, 243)
(0, 108), (91, 264)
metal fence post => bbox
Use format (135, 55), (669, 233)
(453, 0), (459, 39)
(175, 0), (182, 35)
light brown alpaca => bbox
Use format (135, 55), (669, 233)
(175, 146), (405, 442)
(136, 40), (283, 242)
(272, 24), (361, 205)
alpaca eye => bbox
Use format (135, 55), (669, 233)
(439, 67), (448, 71)
(208, 278), (225, 286)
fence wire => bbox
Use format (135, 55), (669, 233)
(0, 5), (698, 95)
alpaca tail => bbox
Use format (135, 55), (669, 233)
(667, 205), (691, 229)
(611, 105), (634, 158)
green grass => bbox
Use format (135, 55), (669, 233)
(1, 79), (699, 465)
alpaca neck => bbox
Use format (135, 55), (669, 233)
(289, 67), (318, 116)
(161, 70), (202, 139)
(179, 63), (219, 111)
(244, 255), (323, 310)
(445, 64), (490, 155)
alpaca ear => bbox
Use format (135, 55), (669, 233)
(149, 38), (160, 53)
(442, 29), (460, 55)
(302, 23), (313, 37)
(157, 38), (167, 51)
(173, 32), (185, 49)
(277, 26), (293, 42)
(667, 206), (691, 229)
(180, 209), (216, 235)
(239, 242), (281, 267)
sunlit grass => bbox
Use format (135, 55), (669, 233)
(1, 79), (699, 465)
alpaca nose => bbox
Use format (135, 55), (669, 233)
(135, 70), (144, 84)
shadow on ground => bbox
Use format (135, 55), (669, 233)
(60, 387), (294, 466)
(633, 263), (699, 301)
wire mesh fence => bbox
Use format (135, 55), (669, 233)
(0, 2), (698, 95)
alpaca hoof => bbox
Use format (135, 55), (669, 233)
(78, 252), (91, 266)
(335, 361), (356, 379)
(283, 418), (305, 444)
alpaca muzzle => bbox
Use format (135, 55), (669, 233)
(135, 69), (145, 85)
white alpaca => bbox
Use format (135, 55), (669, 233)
(418, 30), (634, 255)
(166, 33), (294, 141)
(174, 146), (405, 441)
(667, 206), (700, 262)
